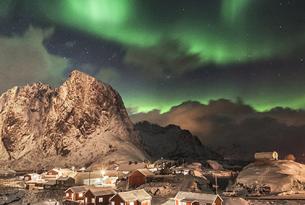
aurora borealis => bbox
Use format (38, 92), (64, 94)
(1, 0), (305, 113)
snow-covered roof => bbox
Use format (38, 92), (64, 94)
(57, 176), (74, 181)
(111, 189), (151, 202)
(66, 186), (88, 193)
(175, 192), (222, 203)
(135, 169), (154, 177)
(87, 187), (116, 196)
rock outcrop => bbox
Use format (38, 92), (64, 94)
(230, 160), (305, 195)
(0, 70), (146, 169)
(135, 121), (221, 161)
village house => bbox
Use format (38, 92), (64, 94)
(65, 186), (89, 204)
(43, 168), (76, 180)
(109, 189), (151, 205)
(24, 173), (47, 190)
(43, 180), (57, 190)
(25, 180), (46, 190)
(254, 151), (279, 161)
(84, 187), (116, 205)
(175, 191), (223, 205)
(57, 176), (76, 187)
(75, 170), (120, 187)
(128, 169), (154, 188)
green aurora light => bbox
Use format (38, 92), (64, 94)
(33, 0), (305, 64)
(6, 0), (305, 113)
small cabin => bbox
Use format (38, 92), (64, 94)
(128, 169), (154, 188)
(109, 189), (151, 205)
(175, 191), (223, 205)
(254, 151), (279, 161)
(57, 176), (76, 187)
(84, 187), (116, 205)
(65, 186), (89, 203)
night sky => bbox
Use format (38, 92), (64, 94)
(1, 0), (305, 113)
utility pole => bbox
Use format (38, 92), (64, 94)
(215, 174), (218, 194)
(213, 174), (218, 195)
(89, 170), (91, 186)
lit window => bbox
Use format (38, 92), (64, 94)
(111, 201), (115, 205)
(99, 198), (104, 202)
(79, 193), (83, 198)
(65, 193), (69, 197)
(85, 197), (88, 203)
(130, 202), (134, 205)
(120, 202), (124, 205)
(92, 198), (95, 203)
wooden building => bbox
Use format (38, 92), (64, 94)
(109, 189), (151, 205)
(128, 169), (154, 188)
(175, 192), (223, 205)
(43, 180), (57, 190)
(25, 180), (45, 190)
(254, 151), (278, 161)
(84, 187), (116, 205)
(65, 186), (89, 203)
(75, 170), (120, 187)
(57, 176), (76, 187)
(44, 168), (76, 180)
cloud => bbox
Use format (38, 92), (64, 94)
(124, 38), (202, 78)
(131, 100), (305, 161)
(74, 63), (121, 86)
(0, 26), (69, 93)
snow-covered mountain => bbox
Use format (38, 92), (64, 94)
(0, 70), (146, 169)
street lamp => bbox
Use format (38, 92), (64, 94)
(100, 169), (106, 177)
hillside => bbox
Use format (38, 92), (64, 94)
(135, 121), (221, 161)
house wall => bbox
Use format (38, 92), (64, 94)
(110, 195), (127, 205)
(214, 197), (222, 205)
(140, 199), (151, 205)
(84, 192), (114, 205)
(75, 192), (85, 201)
(99, 194), (115, 205)
(128, 171), (145, 187)
(65, 190), (74, 200)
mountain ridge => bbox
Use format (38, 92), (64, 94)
(0, 70), (146, 169)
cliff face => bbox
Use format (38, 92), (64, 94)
(0, 70), (146, 169)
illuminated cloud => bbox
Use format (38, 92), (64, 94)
(0, 26), (69, 93)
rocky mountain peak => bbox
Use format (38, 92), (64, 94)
(0, 70), (145, 169)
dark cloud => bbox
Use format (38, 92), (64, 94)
(131, 100), (305, 161)
(124, 39), (201, 78)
